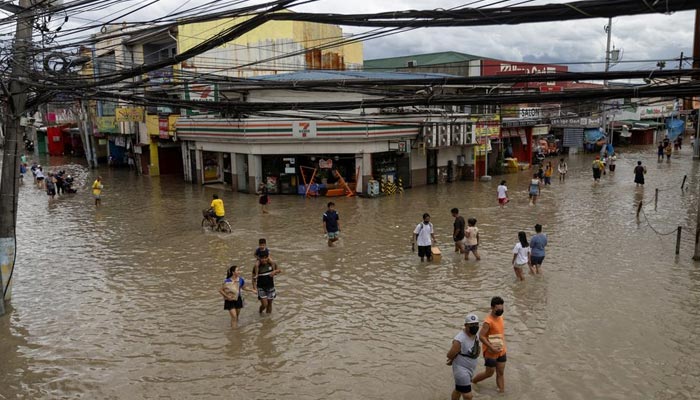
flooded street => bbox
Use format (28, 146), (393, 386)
(2, 147), (700, 399)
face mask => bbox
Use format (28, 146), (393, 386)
(468, 326), (479, 335)
(424, 221), (429, 224)
(494, 309), (504, 317)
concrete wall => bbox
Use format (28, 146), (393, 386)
(410, 148), (427, 187)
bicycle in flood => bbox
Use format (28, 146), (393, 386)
(201, 209), (232, 233)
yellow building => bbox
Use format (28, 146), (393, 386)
(178, 13), (363, 78)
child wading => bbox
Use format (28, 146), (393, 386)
(497, 181), (508, 209)
(464, 218), (481, 261)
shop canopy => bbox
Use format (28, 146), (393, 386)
(665, 118), (685, 141)
(584, 128), (604, 144)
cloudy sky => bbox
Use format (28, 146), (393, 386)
(72, 0), (697, 72)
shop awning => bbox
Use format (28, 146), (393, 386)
(618, 119), (665, 128)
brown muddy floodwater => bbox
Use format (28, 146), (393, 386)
(1, 147), (700, 399)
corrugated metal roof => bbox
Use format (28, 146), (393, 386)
(364, 51), (483, 70)
(253, 70), (461, 81)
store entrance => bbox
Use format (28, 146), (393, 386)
(427, 149), (438, 185)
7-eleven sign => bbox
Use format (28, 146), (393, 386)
(293, 121), (316, 138)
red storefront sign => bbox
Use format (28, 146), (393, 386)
(482, 59), (569, 89)
(540, 85), (563, 92)
(159, 119), (169, 139)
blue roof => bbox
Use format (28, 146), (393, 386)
(252, 70), (461, 81)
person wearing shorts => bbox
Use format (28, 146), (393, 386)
(473, 296), (507, 393)
(511, 232), (530, 281)
(323, 202), (340, 247)
(464, 218), (480, 261)
(529, 224), (547, 274)
(92, 176), (103, 207)
(252, 254), (282, 314)
(557, 158), (568, 182)
(413, 213), (435, 262)
(446, 313), (481, 400)
(497, 180), (508, 208)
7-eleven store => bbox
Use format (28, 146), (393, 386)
(176, 117), (434, 194)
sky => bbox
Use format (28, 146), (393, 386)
(54, 0), (699, 72)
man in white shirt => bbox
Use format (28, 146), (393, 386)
(413, 213), (436, 262)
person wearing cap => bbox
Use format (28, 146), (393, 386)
(472, 296), (507, 393)
(591, 156), (604, 181)
(446, 313), (481, 400)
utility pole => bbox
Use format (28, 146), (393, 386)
(693, 10), (700, 160)
(601, 17), (612, 149)
(0, 0), (34, 316)
(693, 10), (700, 260)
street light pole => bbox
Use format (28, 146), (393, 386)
(601, 17), (612, 147)
(0, 0), (34, 316)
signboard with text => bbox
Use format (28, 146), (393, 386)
(115, 107), (145, 122)
(482, 59), (569, 89)
(96, 116), (119, 134)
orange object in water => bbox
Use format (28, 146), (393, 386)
(325, 188), (346, 197)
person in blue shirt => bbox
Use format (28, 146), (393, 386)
(529, 224), (548, 275)
(218, 265), (254, 328)
(323, 201), (340, 247)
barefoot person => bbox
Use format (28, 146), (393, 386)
(446, 313), (481, 400)
(252, 253), (282, 315)
(473, 296), (507, 393)
(218, 265), (254, 328)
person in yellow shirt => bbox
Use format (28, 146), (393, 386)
(591, 156), (604, 182)
(543, 162), (553, 185)
(208, 194), (225, 223)
(91, 176), (103, 207)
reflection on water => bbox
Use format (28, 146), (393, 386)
(1, 148), (700, 399)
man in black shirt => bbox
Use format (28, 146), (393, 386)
(452, 208), (466, 254)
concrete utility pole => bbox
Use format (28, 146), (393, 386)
(693, 10), (700, 261)
(601, 17), (612, 143)
(0, 0), (34, 316)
